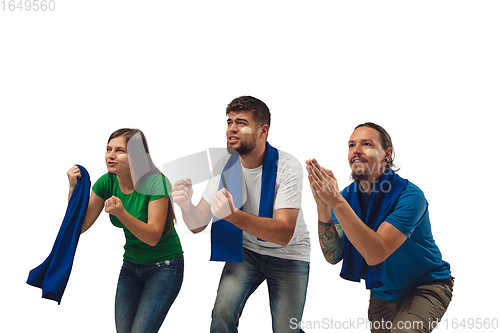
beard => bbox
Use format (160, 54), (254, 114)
(227, 140), (256, 156)
(350, 169), (369, 183)
(227, 131), (258, 156)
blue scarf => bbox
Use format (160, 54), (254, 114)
(340, 168), (408, 289)
(210, 142), (279, 262)
(27, 165), (90, 304)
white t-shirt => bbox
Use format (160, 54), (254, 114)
(202, 149), (311, 262)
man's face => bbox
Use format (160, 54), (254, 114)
(348, 127), (390, 183)
(226, 111), (260, 156)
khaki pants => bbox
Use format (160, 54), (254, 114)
(368, 279), (454, 333)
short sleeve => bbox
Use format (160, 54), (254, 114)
(138, 174), (172, 201)
(274, 153), (302, 210)
(92, 174), (112, 200)
(384, 182), (428, 237)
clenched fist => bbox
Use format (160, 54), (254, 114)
(211, 188), (237, 220)
(171, 178), (193, 209)
(104, 196), (125, 216)
(67, 165), (81, 189)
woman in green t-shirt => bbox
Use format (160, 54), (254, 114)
(67, 128), (183, 333)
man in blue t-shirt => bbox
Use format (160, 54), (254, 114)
(306, 122), (453, 333)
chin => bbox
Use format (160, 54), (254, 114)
(350, 169), (369, 183)
(227, 143), (253, 156)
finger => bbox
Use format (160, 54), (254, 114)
(174, 179), (188, 187)
(307, 173), (317, 186)
(305, 165), (313, 176)
(171, 190), (187, 201)
(211, 192), (221, 207)
(216, 189), (227, 201)
(224, 189), (235, 214)
(310, 180), (322, 193)
(325, 169), (334, 178)
(309, 163), (324, 183)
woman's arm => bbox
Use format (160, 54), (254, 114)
(67, 166), (104, 234)
(104, 196), (169, 246)
(81, 191), (104, 234)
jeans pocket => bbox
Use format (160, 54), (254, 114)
(155, 256), (184, 277)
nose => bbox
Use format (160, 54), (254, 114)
(107, 150), (116, 159)
(352, 143), (363, 155)
(227, 122), (238, 133)
(349, 144), (364, 162)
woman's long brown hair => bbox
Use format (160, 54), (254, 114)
(108, 128), (176, 236)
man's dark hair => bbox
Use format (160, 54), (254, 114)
(226, 96), (271, 128)
(354, 122), (399, 171)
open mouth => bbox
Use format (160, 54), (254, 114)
(350, 158), (367, 166)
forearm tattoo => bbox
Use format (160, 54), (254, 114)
(318, 218), (344, 265)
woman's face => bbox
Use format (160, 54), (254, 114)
(105, 135), (130, 175)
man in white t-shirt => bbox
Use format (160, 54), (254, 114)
(172, 96), (310, 333)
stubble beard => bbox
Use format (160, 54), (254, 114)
(227, 140), (256, 156)
(350, 165), (370, 183)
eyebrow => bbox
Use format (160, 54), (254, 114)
(348, 139), (374, 144)
(106, 145), (127, 150)
(227, 117), (249, 123)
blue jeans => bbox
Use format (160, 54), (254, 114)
(210, 248), (309, 333)
(115, 256), (184, 333)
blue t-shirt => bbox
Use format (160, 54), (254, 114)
(333, 181), (452, 301)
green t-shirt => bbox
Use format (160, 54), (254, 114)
(92, 173), (183, 264)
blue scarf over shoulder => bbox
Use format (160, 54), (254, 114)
(210, 142), (278, 262)
(27, 165), (90, 304)
(340, 168), (408, 289)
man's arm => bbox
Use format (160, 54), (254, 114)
(306, 159), (407, 266)
(318, 212), (344, 265)
(307, 164), (344, 265)
(211, 189), (297, 246)
(329, 200), (407, 266)
(227, 208), (297, 247)
(171, 178), (213, 233)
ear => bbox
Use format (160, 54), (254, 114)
(259, 124), (269, 139)
(384, 147), (393, 163)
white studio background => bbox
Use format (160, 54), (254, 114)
(1, 1), (498, 332)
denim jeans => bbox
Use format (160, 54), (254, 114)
(210, 248), (309, 333)
(115, 256), (184, 333)
(368, 278), (454, 333)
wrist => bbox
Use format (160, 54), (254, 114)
(317, 205), (330, 214)
(317, 206), (332, 223)
(113, 207), (127, 219)
(318, 217), (333, 225)
(330, 197), (348, 213)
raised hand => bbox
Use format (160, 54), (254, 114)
(171, 178), (194, 209)
(67, 165), (81, 189)
(104, 196), (125, 216)
(211, 188), (237, 220)
(305, 159), (342, 208)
